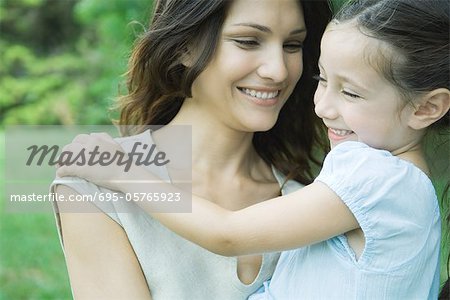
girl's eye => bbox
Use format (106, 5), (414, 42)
(233, 39), (259, 48)
(341, 90), (361, 99)
(283, 42), (303, 53)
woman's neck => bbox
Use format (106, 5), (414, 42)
(166, 101), (264, 179)
(161, 101), (278, 209)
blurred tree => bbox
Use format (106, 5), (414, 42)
(0, 0), (152, 126)
(72, 0), (152, 124)
(1, 0), (80, 54)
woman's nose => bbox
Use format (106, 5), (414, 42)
(256, 47), (288, 83)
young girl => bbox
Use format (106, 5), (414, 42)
(57, 0), (449, 298)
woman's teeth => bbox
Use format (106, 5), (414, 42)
(241, 88), (279, 99)
(330, 128), (353, 136)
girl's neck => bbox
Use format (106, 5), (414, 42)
(395, 144), (430, 177)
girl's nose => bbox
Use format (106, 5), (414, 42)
(314, 86), (339, 120)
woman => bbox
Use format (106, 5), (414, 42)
(52, 0), (331, 298)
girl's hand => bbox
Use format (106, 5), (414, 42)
(56, 133), (131, 191)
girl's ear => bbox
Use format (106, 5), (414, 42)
(408, 88), (450, 130)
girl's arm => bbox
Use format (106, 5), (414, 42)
(55, 185), (153, 299)
(119, 167), (359, 256)
(57, 133), (358, 257)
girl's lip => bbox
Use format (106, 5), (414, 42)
(327, 128), (354, 141)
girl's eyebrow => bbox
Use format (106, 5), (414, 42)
(232, 23), (306, 35)
(338, 75), (370, 94)
(318, 61), (370, 93)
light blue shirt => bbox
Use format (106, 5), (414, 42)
(250, 141), (441, 299)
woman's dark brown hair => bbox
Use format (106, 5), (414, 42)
(117, 0), (331, 185)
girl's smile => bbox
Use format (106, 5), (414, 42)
(327, 127), (355, 144)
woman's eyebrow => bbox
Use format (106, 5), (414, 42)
(232, 23), (306, 35)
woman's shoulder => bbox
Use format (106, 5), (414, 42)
(114, 129), (156, 154)
(52, 129), (169, 189)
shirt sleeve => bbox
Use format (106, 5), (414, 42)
(315, 141), (439, 271)
(50, 176), (122, 223)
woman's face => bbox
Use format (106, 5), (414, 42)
(189, 0), (306, 132)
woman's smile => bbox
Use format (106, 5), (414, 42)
(237, 87), (281, 106)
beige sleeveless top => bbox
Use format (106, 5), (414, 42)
(51, 130), (303, 300)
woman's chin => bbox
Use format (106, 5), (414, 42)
(247, 123), (276, 133)
(242, 116), (279, 133)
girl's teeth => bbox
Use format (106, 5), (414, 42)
(331, 128), (353, 136)
(242, 88), (279, 99)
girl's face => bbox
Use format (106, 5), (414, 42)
(189, 0), (305, 132)
(313, 23), (419, 153)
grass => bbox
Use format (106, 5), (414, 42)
(0, 130), (72, 299)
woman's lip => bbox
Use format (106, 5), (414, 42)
(237, 85), (281, 93)
(237, 87), (280, 107)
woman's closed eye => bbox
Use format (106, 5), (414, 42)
(283, 41), (303, 53)
(233, 39), (259, 49)
(232, 39), (303, 53)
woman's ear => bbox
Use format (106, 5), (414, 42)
(408, 88), (450, 130)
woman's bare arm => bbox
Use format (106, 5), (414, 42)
(55, 185), (152, 300)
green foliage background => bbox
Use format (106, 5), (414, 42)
(1, 0), (153, 298)
(1, 0), (152, 126)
